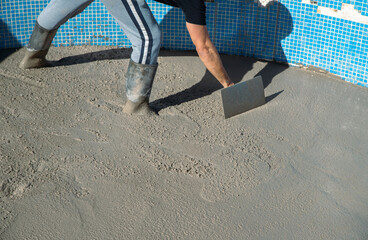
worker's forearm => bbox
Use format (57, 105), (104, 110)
(197, 42), (233, 88)
(185, 22), (233, 88)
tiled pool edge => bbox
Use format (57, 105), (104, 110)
(1, 0), (367, 87)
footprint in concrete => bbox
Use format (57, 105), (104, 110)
(0, 68), (46, 88)
(35, 126), (110, 144)
(87, 97), (123, 114)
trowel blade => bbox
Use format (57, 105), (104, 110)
(221, 76), (265, 119)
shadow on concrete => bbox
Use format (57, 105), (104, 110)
(0, 20), (22, 63)
(151, 2), (292, 111)
(150, 54), (286, 111)
(50, 47), (132, 67)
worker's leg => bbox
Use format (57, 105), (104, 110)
(37, 0), (94, 31)
(102, 0), (162, 115)
(101, 0), (161, 65)
(20, 0), (94, 69)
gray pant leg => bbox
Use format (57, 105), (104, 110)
(37, 0), (94, 30)
(101, 0), (161, 64)
(36, 0), (161, 65)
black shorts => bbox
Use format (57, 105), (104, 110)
(155, 0), (206, 25)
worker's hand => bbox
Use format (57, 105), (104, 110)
(225, 81), (234, 88)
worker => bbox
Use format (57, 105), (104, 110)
(19, 0), (234, 115)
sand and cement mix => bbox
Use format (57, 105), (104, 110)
(0, 46), (367, 239)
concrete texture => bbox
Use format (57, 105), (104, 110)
(0, 46), (367, 239)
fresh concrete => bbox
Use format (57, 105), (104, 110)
(0, 46), (367, 239)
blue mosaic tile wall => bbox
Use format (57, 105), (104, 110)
(1, 0), (367, 87)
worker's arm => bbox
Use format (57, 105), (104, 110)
(186, 22), (234, 88)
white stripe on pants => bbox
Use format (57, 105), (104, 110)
(37, 0), (161, 64)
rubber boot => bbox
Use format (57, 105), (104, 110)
(19, 22), (58, 69)
(123, 59), (158, 116)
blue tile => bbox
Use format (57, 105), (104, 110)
(0, 0), (367, 86)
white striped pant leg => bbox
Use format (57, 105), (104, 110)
(101, 0), (162, 65)
(37, 0), (94, 30)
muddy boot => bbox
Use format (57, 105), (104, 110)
(19, 22), (57, 69)
(123, 59), (158, 116)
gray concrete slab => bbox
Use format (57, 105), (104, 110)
(0, 46), (367, 239)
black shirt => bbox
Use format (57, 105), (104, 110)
(154, 0), (206, 25)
